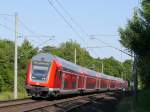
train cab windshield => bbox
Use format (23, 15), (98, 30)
(31, 61), (50, 81)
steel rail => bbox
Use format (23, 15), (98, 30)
(0, 93), (107, 112)
(0, 98), (38, 109)
(25, 93), (106, 112)
(0, 97), (31, 104)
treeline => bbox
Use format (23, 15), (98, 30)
(119, 0), (150, 88)
(0, 39), (132, 92)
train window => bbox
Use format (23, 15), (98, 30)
(72, 81), (76, 89)
(86, 78), (96, 89)
(63, 67), (79, 74)
(32, 61), (50, 81)
(64, 80), (68, 89)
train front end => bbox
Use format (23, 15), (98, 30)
(26, 53), (56, 98)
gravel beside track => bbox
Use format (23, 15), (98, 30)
(0, 93), (107, 112)
(0, 91), (125, 112)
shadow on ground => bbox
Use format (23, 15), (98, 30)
(71, 92), (124, 112)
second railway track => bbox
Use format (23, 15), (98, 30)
(0, 92), (112, 112)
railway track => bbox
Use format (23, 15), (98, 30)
(0, 98), (39, 110)
(0, 98), (31, 104)
(0, 93), (110, 112)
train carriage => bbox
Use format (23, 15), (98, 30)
(26, 53), (128, 98)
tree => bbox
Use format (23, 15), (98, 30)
(0, 38), (132, 94)
(40, 40), (132, 78)
(41, 46), (61, 56)
(0, 39), (14, 91)
(119, 0), (150, 88)
(122, 59), (132, 80)
(102, 57), (122, 77)
(18, 39), (38, 92)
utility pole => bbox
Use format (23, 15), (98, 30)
(120, 46), (124, 79)
(14, 12), (18, 99)
(74, 48), (76, 64)
(132, 54), (138, 101)
(101, 60), (104, 73)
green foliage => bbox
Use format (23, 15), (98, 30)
(0, 40), (14, 91)
(119, 0), (150, 88)
(41, 46), (60, 56)
(0, 39), (132, 100)
(41, 40), (132, 80)
(0, 91), (28, 100)
(18, 39), (38, 92)
(103, 57), (122, 77)
(117, 89), (150, 112)
(0, 39), (38, 94)
(136, 89), (150, 111)
(122, 60), (132, 80)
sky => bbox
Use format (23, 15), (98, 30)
(0, 0), (139, 61)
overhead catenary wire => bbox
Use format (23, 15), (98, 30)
(18, 18), (36, 35)
(19, 37), (54, 57)
(0, 13), (57, 40)
(0, 15), (44, 38)
(89, 34), (119, 37)
(55, 0), (122, 56)
(0, 14), (19, 35)
(47, 0), (87, 44)
(0, 23), (15, 33)
(54, 0), (88, 35)
(53, 0), (131, 58)
(55, 1), (115, 38)
(53, 0), (124, 58)
(90, 37), (133, 57)
(0, 13), (59, 58)
(17, 16), (59, 56)
(18, 17), (56, 39)
(138, 0), (141, 8)
(55, 0), (120, 39)
(0, 14), (14, 17)
(0, 23), (23, 37)
(54, 0), (100, 56)
(47, 0), (100, 57)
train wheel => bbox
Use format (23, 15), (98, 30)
(80, 90), (84, 96)
(31, 96), (40, 100)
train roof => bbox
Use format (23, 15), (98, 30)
(55, 56), (82, 74)
(101, 73), (110, 79)
(32, 53), (54, 62)
(32, 53), (123, 80)
(82, 67), (99, 77)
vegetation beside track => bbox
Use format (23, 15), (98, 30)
(67, 90), (150, 112)
(0, 39), (131, 100)
(0, 91), (28, 100)
(117, 89), (150, 112)
(119, 0), (150, 88)
(136, 89), (150, 112)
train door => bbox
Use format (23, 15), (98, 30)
(62, 71), (78, 90)
(100, 78), (108, 91)
(86, 76), (97, 90)
(78, 75), (84, 89)
(96, 78), (100, 89)
(54, 69), (62, 89)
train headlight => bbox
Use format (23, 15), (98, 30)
(42, 78), (46, 80)
(32, 76), (36, 79)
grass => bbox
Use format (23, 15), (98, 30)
(136, 89), (150, 112)
(117, 89), (150, 112)
(117, 97), (133, 112)
(0, 91), (28, 101)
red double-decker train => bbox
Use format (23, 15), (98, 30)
(26, 53), (128, 98)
